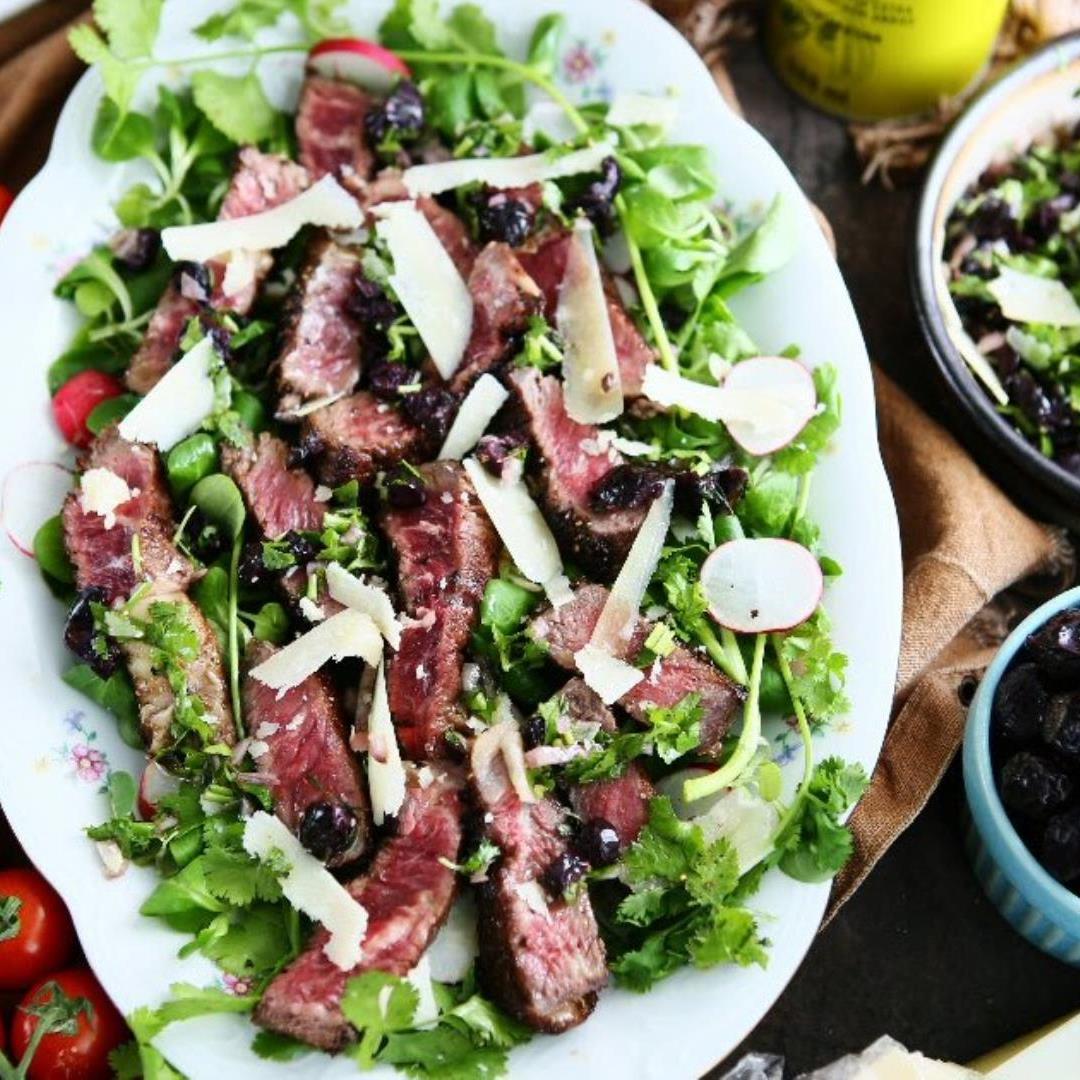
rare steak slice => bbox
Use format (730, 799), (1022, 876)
(296, 75), (376, 189)
(127, 149), (308, 394)
(569, 761), (654, 850)
(531, 584), (746, 756)
(277, 233), (366, 415)
(517, 229), (653, 396)
(302, 391), (429, 489)
(471, 722), (607, 1032)
(122, 589), (235, 752)
(222, 433), (325, 539)
(243, 640), (372, 867)
(254, 765), (464, 1051)
(62, 428), (195, 605)
(449, 242), (542, 394)
(508, 367), (645, 580)
(380, 462), (499, 759)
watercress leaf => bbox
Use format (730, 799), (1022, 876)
(95, 0), (163, 59)
(166, 434), (218, 498)
(446, 3), (499, 53)
(770, 363), (841, 476)
(526, 13), (564, 76)
(252, 602), (289, 644)
(426, 69), (476, 138)
(191, 69), (279, 145)
(141, 858), (226, 923)
(91, 99), (156, 162)
(722, 193), (797, 279)
(195, 0), (289, 42)
(33, 515), (75, 585)
(381, 0), (453, 50)
(55, 248), (134, 322)
(190, 474), (246, 541)
(107, 770), (138, 818)
(87, 393), (139, 435)
(48, 339), (133, 395)
(646, 161), (715, 201)
(62, 664), (142, 749)
(192, 566), (231, 635)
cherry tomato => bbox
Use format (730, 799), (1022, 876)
(51, 371), (124, 449)
(0, 184), (12, 226)
(10, 969), (127, 1080)
(0, 869), (75, 991)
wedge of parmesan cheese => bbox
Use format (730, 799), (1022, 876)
(462, 457), (566, 601)
(402, 140), (616, 197)
(607, 92), (678, 130)
(118, 337), (217, 451)
(250, 609), (383, 694)
(243, 811), (368, 970)
(438, 374), (509, 460)
(325, 563), (401, 649)
(640, 364), (727, 421)
(367, 658), (407, 826)
(986, 266), (1080, 327)
(80, 468), (134, 529)
(374, 202), (473, 380)
(162, 175), (362, 262)
(558, 218), (623, 424)
(575, 643), (644, 704)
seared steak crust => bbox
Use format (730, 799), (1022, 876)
(296, 76), (376, 189)
(254, 766), (464, 1051)
(507, 368), (645, 580)
(222, 433), (325, 539)
(277, 233), (366, 415)
(243, 640), (372, 867)
(531, 584), (746, 755)
(380, 462), (500, 759)
(471, 725), (607, 1032)
(303, 391), (429, 489)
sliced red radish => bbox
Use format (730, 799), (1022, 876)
(308, 38), (411, 92)
(137, 761), (181, 820)
(719, 356), (816, 456)
(700, 537), (823, 633)
(2, 460), (73, 558)
(52, 370), (125, 449)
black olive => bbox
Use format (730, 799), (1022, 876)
(1041, 806), (1080, 884)
(591, 463), (667, 512)
(543, 851), (590, 896)
(522, 713), (546, 750)
(401, 385), (458, 441)
(576, 817), (621, 867)
(283, 530), (318, 565)
(1005, 370), (1065, 430)
(63, 587), (120, 678)
(385, 464), (426, 509)
(365, 81), (425, 145)
(349, 277), (398, 328)
(673, 464), (749, 517)
(288, 431), (325, 469)
(474, 432), (527, 476)
(299, 801), (359, 861)
(1026, 610), (1080, 683)
(367, 360), (422, 400)
(570, 156), (622, 235)
(109, 227), (160, 271)
(1042, 693), (1080, 768)
(238, 540), (271, 588)
(999, 751), (1074, 820)
(176, 261), (211, 304)
(970, 196), (1017, 241)
(992, 663), (1048, 745)
(475, 192), (535, 247)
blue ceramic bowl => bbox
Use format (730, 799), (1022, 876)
(964, 587), (1080, 965)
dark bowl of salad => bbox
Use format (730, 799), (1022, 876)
(913, 33), (1080, 528)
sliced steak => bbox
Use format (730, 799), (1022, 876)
(62, 429), (195, 605)
(517, 229), (653, 396)
(302, 391), (429, 489)
(254, 765), (464, 1051)
(127, 149), (308, 394)
(296, 75), (376, 189)
(558, 676), (617, 733)
(569, 761), (654, 850)
(450, 242), (542, 394)
(508, 367), (645, 580)
(222, 433), (325, 539)
(243, 640), (371, 867)
(122, 589), (234, 752)
(531, 584), (746, 756)
(471, 723), (607, 1032)
(276, 233), (366, 415)
(380, 462), (500, 759)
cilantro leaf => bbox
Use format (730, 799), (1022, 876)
(95, 0), (162, 59)
(201, 849), (283, 906)
(341, 971), (422, 1068)
(191, 70), (280, 145)
(251, 1030), (313, 1061)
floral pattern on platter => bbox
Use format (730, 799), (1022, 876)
(559, 36), (614, 102)
(55, 709), (110, 785)
(221, 973), (255, 997)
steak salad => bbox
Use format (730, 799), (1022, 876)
(33, 1), (867, 1074)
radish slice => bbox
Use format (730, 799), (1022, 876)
(640, 356), (817, 457)
(700, 538), (823, 634)
(1, 460), (73, 558)
(137, 761), (181, 820)
(308, 37), (411, 92)
(720, 356), (817, 456)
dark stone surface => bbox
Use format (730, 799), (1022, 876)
(710, 43), (1080, 1077)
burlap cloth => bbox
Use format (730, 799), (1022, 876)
(0, 2), (1066, 921)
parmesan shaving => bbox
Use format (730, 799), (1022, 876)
(374, 202), (473, 380)
(118, 337), (217, 451)
(558, 218), (623, 424)
(986, 266), (1080, 327)
(438, 374), (509, 460)
(402, 140), (616, 197)
(367, 659), (407, 826)
(607, 92), (679, 130)
(575, 643), (645, 704)
(243, 811), (368, 970)
(79, 468), (133, 529)
(641, 364), (727, 421)
(325, 563), (401, 649)
(162, 175), (362, 262)
(249, 609), (382, 694)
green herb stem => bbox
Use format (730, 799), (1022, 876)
(683, 632), (765, 803)
(227, 535), (243, 738)
(697, 619), (748, 685)
(768, 632), (814, 842)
